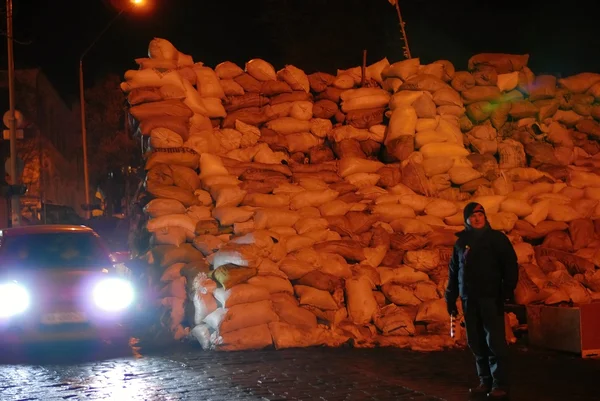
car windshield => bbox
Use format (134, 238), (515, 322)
(0, 232), (112, 268)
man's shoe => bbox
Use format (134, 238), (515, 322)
(487, 387), (508, 398)
(469, 383), (491, 394)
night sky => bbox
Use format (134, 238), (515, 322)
(1, 0), (599, 103)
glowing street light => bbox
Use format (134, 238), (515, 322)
(79, 0), (146, 218)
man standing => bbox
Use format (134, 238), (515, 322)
(445, 202), (518, 399)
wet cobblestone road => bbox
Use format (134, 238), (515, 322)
(1, 341), (598, 401)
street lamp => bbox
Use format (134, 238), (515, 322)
(4, 0), (22, 227)
(79, 0), (145, 219)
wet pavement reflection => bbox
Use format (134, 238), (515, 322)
(1, 340), (599, 401)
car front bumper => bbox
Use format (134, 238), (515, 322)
(0, 310), (135, 344)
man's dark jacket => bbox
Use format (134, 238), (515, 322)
(445, 226), (519, 304)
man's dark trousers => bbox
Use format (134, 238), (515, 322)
(462, 297), (508, 388)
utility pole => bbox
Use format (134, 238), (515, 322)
(5, 0), (21, 226)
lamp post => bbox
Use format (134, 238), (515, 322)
(79, 0), (145, 219)
(5, 0), (20, 226)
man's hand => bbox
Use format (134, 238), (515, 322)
(503, 289), (515, 305)
(447, 301), (458, 317)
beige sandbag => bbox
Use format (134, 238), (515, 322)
(547, 204), (582, 222)
(514, 265), (549, 305)
(122, 69), (185, 93)
(373, 304), (415, 335)
(385, 106), (417, 145)
(389, 90), (426, 109)
(152, 226), (188, 247)
(338, 157), (384, 177)
(381, 283), (421, 306)
(245, 58), (276, 81)
(147, 213), (196, 235)
(195, 66), (225, 99)
(415, 299), (448, 323)
(383, 58), (420, 80)
(144, 198), (187, 217)
(340, 88), (390, 112)
(403, 249), (440, 272)
(293, 285), (338, 312)
(547, 270), (592, 304)
(290, 189), (339, 210)
(558, 73), (600, 94)
(371, 204), (415, 222)
(498, 139), (527, 169)
(146, 184), (199, 208)
(422, 157), (454, 177)
(469, 195), (506, 214)
(448, 166), (482, 185)
(269, 322), (348, 349)
(213, 323), (273, 351)
(424, 199), (457, 218)
(213, 284), (271, 308)
(211, 206), (254, 226)
(277, 65), (310, 92)
(379, 266), (429, 285)
(319, 249), (354, 278)
(215, 61), (244, 79)
(247, 275), (294, 294)
(253, 209), (301, 229)
(420, 142), (469, 159)
(390, 218), (433, 235)
(500, 198), (532, 217)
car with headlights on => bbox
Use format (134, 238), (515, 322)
(0, 225), (136, 343)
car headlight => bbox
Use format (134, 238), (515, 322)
(93, 278), (134, 312)
(0, 282), (30, 318)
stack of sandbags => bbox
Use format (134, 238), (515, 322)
(122, 38), (600, 351)
(213, 58), (327, 163)
(312, 60), (391, 162)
